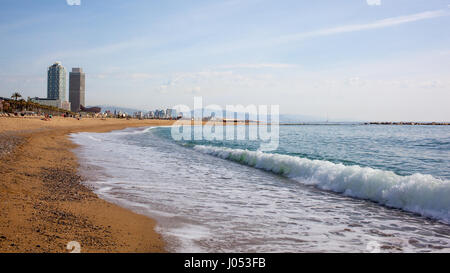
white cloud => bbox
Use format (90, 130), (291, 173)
(219, 63), (297, 69)
(66, 0), (81, 6)
(347, 77), (366, 87)
(199, 9), (450, 56)
(277, 9), (449, 43)
(366, 0), (381, 6)
(190, 87), (202, 94)
(130, 73), (156, 80)
(34, 39), (148, 67)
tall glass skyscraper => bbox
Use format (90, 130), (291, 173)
(47, 62), (67, 101)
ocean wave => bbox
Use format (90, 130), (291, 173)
(193, 145), (450, 223)
(87, 135), (102, 142)
(142, 127), (157, 133)
(106, 126), (157, 136)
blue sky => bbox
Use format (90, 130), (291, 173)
(1, 0), (450, 121)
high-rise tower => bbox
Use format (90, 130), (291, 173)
(47, 62), (67, 101)
(69, 68), (86, 112)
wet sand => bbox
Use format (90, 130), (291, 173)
(0, 116), (175, 253)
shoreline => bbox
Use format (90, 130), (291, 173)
(0, 117), (175, 253)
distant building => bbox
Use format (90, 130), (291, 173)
(30, 97), (71, 111)
(166, 108), (177, 119)
(61, 101), (71, 111)
(47, 62), (67, 101)
(80, 105), (101, 113)
(117, 111), (127, 118)
(154, 109), (165, 119)
(30, 62), (71, 111)
(69, 68), (86, 112)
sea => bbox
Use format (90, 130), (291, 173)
(70, 124), (450, 253)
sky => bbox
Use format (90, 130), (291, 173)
(0, 0), (450, 121)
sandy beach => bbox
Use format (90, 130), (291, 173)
(0, 116), (176, 253)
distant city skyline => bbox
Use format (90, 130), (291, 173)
(1, 1), (450, 121)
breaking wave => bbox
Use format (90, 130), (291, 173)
(193, 145), (450, 223)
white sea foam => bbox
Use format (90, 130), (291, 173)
(106, 126), (157, 136)
(87, 135), (102, 141)
(70, 128), (450, 252)
(193, 145), (450, 223)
